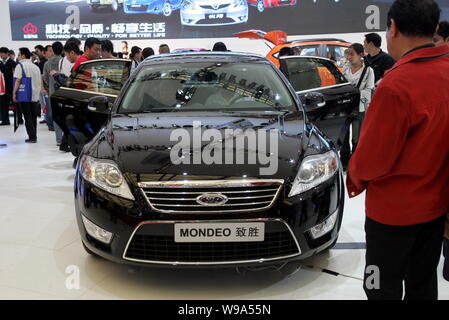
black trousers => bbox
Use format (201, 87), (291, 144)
(20, 102), (39, 141)
(364, 216), (446, 300)
(340, 111), (365, 169)
(0, 94), (11, 124)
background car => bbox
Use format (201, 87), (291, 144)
(123, 0), (182, 16)
(87, 0), (124, 12)
(181, 0), (248, 26)
(247, 0), (297, 13)
(235, 29), (351, 67)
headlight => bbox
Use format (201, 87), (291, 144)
(183, 0), (194, 10)
(234, 0), (245, 7)
(79, 155), (135, 200)
(288, 151), (339, 197)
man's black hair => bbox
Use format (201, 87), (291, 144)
(213, 42), (227, 52)
(52, 41), (64, 56)
(0, 47), (9, 54)
(34, 45), (44, 52)
(66, 37), (81, 47)
(44, 45), (52, 52)
(142, 47), (155, 59)
(19, 47), (31, 59)
(437, 21), (449, 39)
(387, 0), (440, 38)
(101, 40), (114, 53)
(279, 47), (293, 57)
(64, 42), (81, 55)
(84, 37), (101, 50)
(365, 33), (382, 48)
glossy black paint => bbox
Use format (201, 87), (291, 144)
(73, 53), (345, 267)
(52, 59), (131, 157)
(279, 56), (360, 148)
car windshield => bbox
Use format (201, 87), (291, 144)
(118, 61), (297, 113)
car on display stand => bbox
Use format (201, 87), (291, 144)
(123, 0), (182, 16)
(87, 0), (124, 12)
(52, 52), (359, 268)
(180, 0), (248, 26)
(235, 30), (351, 67)
(247, 0), (297, 13)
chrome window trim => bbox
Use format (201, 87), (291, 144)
(61, 87), (119, 98)
(138, 179), (284, 214)
(296, 83), (351, 95)
(122, 218), (302, 266)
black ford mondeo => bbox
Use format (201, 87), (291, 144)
(64, 52), (359, 267)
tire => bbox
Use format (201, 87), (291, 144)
(163, 1), (172, 17)
(322, 173), (345, 252)
(111, 0), (119, 12)
(82, 241), (100, 258)
(257, 0), (265, 12)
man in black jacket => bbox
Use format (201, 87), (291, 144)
(364, 33), (396, 85)
(0, 47), (17, 125)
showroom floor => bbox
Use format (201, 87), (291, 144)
(0, 119), (448, 300)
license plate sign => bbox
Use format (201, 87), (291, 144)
(174, 223), (265, 243)
(206, 13), (225, 19)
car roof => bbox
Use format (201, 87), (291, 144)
(141, 52), (269, 65)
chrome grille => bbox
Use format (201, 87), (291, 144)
(200, 4), (230, 10)
(138, 180), (284, 214)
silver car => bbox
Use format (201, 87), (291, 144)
(181, 0), (248, 26)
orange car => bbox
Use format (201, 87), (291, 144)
(235, 30), (351, 68)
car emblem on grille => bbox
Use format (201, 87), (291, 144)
(212, 3), (220, 9)
(196, 193), (228, 206)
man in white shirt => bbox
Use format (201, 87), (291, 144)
(12, 48), (42, 143)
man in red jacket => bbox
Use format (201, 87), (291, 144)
(347, 0), (449, 300)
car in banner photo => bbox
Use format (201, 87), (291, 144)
(123, 0), (182, 16)
(181, 0), (248, 26)
(52, 52), (359, 267)
(247, 0), (297, 13)
(87, 0), (124, 12)
(235, 30), (351, 67)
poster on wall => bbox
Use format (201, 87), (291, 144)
(8, 0), (449, 41)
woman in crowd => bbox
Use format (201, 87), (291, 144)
(340, 43), (375, 170)
(129, 46), (142, 73)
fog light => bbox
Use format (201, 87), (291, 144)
(82, 215), (113, 244)
(309, 210), (338, 239)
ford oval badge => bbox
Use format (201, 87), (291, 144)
(196, 193), (228, 206)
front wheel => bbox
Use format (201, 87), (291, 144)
(82, 241), (101, 258)
(257, 0), (265, 12)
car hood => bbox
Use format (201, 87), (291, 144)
(96, 111), (307, 182)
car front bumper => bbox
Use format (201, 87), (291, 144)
(181, 6), (248, 26)
(75, 172), (343, 268)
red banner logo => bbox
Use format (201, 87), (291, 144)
(23, 23), (38, 35)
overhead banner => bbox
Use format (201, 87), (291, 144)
(8, 0), (449, 41)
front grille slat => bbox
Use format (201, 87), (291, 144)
(139, 180), (283, 214)
(150, 201), (272, 208)
(143, 188), (279, 195)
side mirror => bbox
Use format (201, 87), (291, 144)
(303, 92), (326, 110)
(88, 96), (110, 113)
